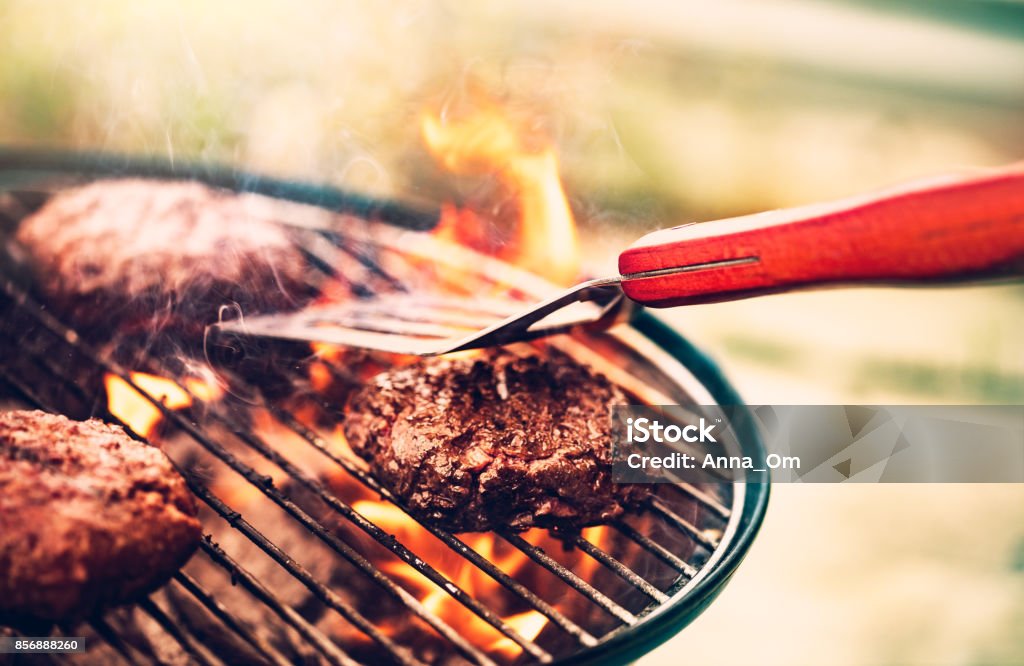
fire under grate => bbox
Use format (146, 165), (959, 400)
(0, 169), (764, 666)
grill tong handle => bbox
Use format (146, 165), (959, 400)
(618, 164), (1024, 307)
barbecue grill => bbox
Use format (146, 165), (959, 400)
(0, 149), (769, 666)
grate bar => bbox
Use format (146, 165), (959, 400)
(0, 328), (95, 410)
(197, 540), (364, 666)
(137, 597), (219, 666)
(648, 497), (719, 551)
(0, 362), (60, 417)
(172, 571), (293, 666)
(181, 486), (420, 666)
(611, 520), (697, 577)
(498, 532), (637, 626)
(589, 574), (688, 651)
(88, 617), (144, 665)
(273, 406), (599, 649)
(672, 483), (731, 519)
(663, 574), (692, 598)
(568, 535), (669, 603)
(300, 227), (410, 294)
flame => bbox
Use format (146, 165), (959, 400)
(308, 360), (334, 392)
(311, 341), (343, 362)
(490, 610), (549, 659)
(105, 372), (192, 437)
(104, 371), (223, 438)
(184, 376), (223, 403)
(421, 100), (581, 285)
(430, 203), (493, 253)
(352, 498), (549, 658)
(309, 342), (352, 391)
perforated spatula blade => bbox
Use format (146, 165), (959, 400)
(213, 277), (632, 356)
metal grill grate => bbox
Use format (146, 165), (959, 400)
(0, 178), (749, 666)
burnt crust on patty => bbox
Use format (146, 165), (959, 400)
(0, 410), (201, 623)
(14, 179), (316, 339)
(344, 350), (651, 533)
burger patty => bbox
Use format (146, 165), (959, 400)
(344, 350), (650, 532)
(0, 410), (201, 623)
(15, 179), (315, 338)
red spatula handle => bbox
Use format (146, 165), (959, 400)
(618, 164), (1024, 307)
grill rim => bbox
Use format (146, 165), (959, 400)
(0, 148), (771, 666)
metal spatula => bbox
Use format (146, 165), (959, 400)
(213, 164), (1024, 356)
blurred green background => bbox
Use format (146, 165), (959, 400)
(2, 1), (1022, 663)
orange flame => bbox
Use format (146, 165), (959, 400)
(308, 359), (334, 393)
(184, 375), (223, 403)
(421, 100), (581, 285)
(104, 371), (223, 438)
(490, 610), (548, 659)
(352, 498), (549, 658)
(104, 372), (192, 437)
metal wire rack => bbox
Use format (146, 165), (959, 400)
(0, 164), (767, 665)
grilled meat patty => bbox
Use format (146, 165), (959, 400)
(0, 410), (201, 623)
(15, 179), (315, 338)
(344, 350), (650, 532)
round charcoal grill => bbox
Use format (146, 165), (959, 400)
(0, 149), (769, 666)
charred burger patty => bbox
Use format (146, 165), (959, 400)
(15, 179), (314, 338)
(0, 410), (201, 623)
(344, 350), (650, 532)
